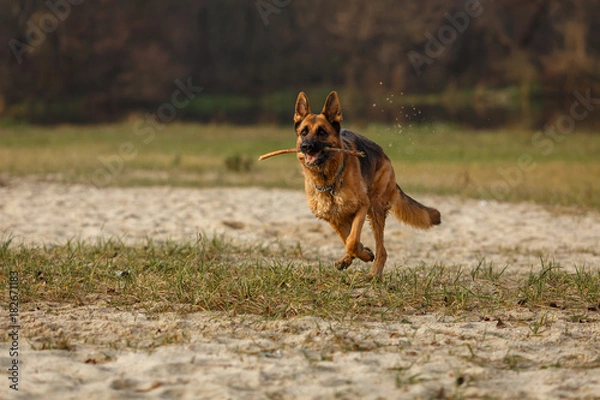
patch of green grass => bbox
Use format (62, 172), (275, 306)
(362, 124), (600, 208)
(2, 238), (598, 320)
(0, 122), (599, 209)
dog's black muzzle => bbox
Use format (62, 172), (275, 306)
(300, 140), (330, 167)
(300, 140), (325, 155)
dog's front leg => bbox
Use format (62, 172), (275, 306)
(331, 206), (374, 270)
(331, 221), (355, 270)
(342, 206), (375, 266)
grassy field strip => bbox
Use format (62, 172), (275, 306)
(2, 238), (598, 322)
(0, 123), (598, 209)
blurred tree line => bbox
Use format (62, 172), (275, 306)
(0, 0), (599, 126)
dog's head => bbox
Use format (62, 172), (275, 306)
(294, 91), (344, 168)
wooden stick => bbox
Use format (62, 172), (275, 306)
(259, 147), (365, 161)
(325, 147), (365, 158)
(258, 148), (298, 161)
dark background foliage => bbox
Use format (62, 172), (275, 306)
(1, 0), (599, 127)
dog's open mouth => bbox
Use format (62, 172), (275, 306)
(303, 151), (329, 167)
(305, 152), (319, 165)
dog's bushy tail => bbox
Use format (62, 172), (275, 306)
(391, 185), (441, 229)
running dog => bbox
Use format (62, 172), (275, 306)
(294, 91), (441, 278)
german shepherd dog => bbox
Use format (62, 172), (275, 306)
(294, 91), (441, 278)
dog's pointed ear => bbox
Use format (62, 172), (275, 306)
(294, 92), (311, 124)
(321, 91), (342, 124)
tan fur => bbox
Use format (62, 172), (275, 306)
(294, 91), (441, 278)
(391, 187), (442, 229)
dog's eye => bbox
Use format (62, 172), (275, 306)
(300, 128), (308, 137)
(317, 128), (327, 138)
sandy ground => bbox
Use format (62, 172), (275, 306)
(1, 180), (600, 399)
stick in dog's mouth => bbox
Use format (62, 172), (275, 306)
(259, 147), (365, 161)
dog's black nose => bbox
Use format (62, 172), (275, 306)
(300, 141), (316, 154)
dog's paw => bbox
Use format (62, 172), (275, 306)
(359, 245), (375, 262)
(368, 264), (384, 281)
(367, 272), (383, 282)
(335, 256), (354, 270)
